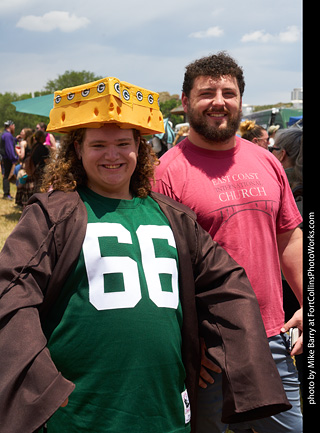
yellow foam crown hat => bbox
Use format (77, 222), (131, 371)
(47, 77), (165, 135)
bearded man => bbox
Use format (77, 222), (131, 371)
(153, 52), (303, 433)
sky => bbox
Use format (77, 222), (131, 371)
(0, 0), (302, 106)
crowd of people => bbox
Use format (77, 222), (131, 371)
(0, 121), (55, 207)
(0, 51), (303, 433)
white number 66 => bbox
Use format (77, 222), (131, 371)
(82, 223), (179, 311)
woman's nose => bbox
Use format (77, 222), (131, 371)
(104, 145), (119, 160)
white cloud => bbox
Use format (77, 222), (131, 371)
(241, 30), (274, 43)
(189, 26), (224, 39)
(241, 26), (300, 44)
(16, 11), (90, 32)
(278, 26), (301, 43)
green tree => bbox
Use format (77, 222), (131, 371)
(159, 98), (183, 126)
(0, 92), (49, 134)
(44, 70), (103, 93)
(1, 70), (103, 133)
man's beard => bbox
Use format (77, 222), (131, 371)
(187, 104), (242, 144)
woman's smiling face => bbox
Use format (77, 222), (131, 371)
(75, 124), (139, 200)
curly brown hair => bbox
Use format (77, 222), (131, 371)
(182, 51), (245, 98)
(41, 128), (159, 198)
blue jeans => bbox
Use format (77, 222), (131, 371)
(196, 334), (303, 433)
(2, 158), (13, 196)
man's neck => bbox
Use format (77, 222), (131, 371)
(188, 129), (237, 151)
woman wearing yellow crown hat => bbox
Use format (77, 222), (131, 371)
(0, 79), (290, 433)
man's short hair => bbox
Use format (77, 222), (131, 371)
(182, 51), (245, 98)
(4, 120), (14, 127)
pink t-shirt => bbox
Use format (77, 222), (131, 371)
(44, 132), (51, 146)
(154, 136), (302, 337)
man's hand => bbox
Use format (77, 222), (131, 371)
(281, 307), (303, 356)
(199, 338), (222, 388)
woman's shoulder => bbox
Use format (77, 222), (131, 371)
(27, 190), (85, 224)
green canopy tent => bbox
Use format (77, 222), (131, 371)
(11, 93), (54, 118)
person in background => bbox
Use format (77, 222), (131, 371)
(36, 121), (56, 149)
(0, 76), (290, 433)
(268, 124), (280, 147)
(173, 125), (190, 146)
(15, 132), (37, 208)
(1, 120), (18, 200)
(15, 127), (34, 161)
(15, 130), (50, 208)
(271, 128), (303, 197)
(239, 119), (269, 149)
(153, 51), (303, 433)
(14, 128), (34, 207)
(271, 127), (303, 392)
(31, 129), (51, 192)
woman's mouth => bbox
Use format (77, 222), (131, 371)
(104, 164), (122, 169)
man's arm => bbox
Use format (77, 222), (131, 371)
(194, 227), (292, 422)
(277, 227), (303, 355)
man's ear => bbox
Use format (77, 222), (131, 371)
(181, 92), (189, 114)
(278, 149), (286, 162)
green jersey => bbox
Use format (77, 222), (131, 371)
(43, 187), (191, 433)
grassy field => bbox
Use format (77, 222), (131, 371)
(0, 184), (22, 250)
